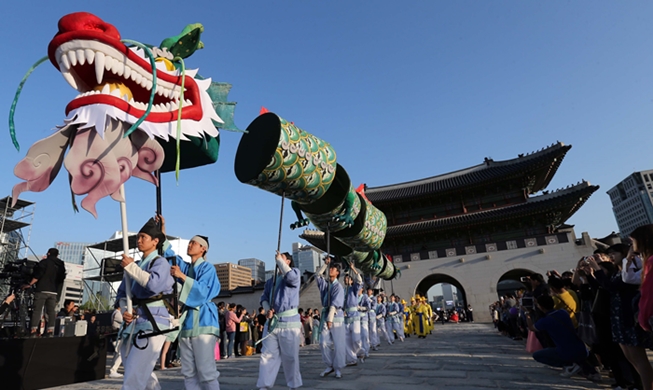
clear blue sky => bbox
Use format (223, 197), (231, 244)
(1, 1), (652, 271)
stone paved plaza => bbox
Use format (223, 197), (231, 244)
(52, 323), (615, 390)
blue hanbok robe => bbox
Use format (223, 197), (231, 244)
(167, 243), (221, 338)
(115, 250), (174, 336)
(260, 268), (301, 325)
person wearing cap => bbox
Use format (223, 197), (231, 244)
(256, 251), (302, 390)
(115, 217), (174, 390)
(315, 257), (346, 379)
(342, 266), (364, 366)
(367, 289), (379, 350)
(24, 247), (66, 337)
(414, 297), (429, 339)
(402, 299), (413, 337)
(165, 216), (221, 390)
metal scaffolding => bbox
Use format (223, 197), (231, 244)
(0, 196), (36, 298)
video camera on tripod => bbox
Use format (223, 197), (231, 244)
(0, 259), (36, 288)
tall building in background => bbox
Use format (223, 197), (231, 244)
(292, 242), (324, 276)
(238, 258), (266, 283)
(607, 170), (653, 236)
(56, 241), (93, 265)
(215, 263), (252, 290)
(441, 284), (461, 308)
(54, 241), (92, 309)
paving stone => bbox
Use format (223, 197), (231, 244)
(49, 323), (619, 390)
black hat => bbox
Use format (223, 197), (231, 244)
(139, 218), (165, 242)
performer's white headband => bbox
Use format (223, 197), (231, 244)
(191, 236), (209, 250)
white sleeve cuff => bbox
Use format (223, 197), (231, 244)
(316, 262), (328, 277)
(327, 306), (336, 323)
(276, 257), (292, 275)
(124, 262), (150, 288)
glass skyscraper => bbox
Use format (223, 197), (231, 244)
(238, 258), (266, 283)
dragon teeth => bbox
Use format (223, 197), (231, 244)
(104, 55), (113, 72)
(94, 52), (105, 84)
(61, 71), (78, 90)
(76, 50), (86, 66)
(59, 54), (71, 71)
(60, 47), (194, 108)
(85, 49), (94, 65)
(67, 51), (77, 67)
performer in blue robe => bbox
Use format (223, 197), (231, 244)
(367, 289), (379, 350)
(167, 224), (221, 390)
(343, 267), (363, 366)
(358, 287), (372, 359)
(387, 295), (405, 342)
(316, 258), (346, 379)
(115, 218), (174, 390)
(256, 251), (303, 390)
(375, 295), (393, 345)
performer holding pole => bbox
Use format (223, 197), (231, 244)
(316, 253), (346, 379)
(358, 286), (372, 359)
(343, 263), (364, 366)
(116, 217), (174, 390)
(367, 288), (379, 351)
(256, 251), (303, 390)
(159, 215), (221, 390)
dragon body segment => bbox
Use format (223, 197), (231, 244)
(235, 112), (397, 281)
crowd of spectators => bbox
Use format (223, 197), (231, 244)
(213, 301), (322, 360)
(490, 224), (653, 390)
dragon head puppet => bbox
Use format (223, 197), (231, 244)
(11, 12), (237, 217)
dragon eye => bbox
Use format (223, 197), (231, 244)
(155, 57), (175, 71)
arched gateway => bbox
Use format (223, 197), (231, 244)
(414, 273), (467, 305)
(301, 142), (600, 322)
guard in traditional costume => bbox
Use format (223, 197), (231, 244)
(256, 251), (303, 390)
(168, 230), (221, 390)
(116, 218), (174, 390)
(414, 298), (429, 339)
(316, 258), (346, 379)
(402, 299), (413, 337)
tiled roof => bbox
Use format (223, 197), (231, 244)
(366, 142), (571, 204)
(385, 181), (598, 237)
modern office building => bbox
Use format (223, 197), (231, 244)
(215, 263), (252, 290)
(607, 170), (653, 236)
(238, 258), (266, 283)
(292, 243), (324, 276)
(55, 241), (93, 265)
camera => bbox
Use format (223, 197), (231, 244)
(521, 296), (534, 309)
(520, 276), (530, 282)
(0, 259), (36, 287)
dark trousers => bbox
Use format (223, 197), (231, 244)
(533, 348), (594, 374)
(31, 292), (57, 332)
(219, 330), (227, 357)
